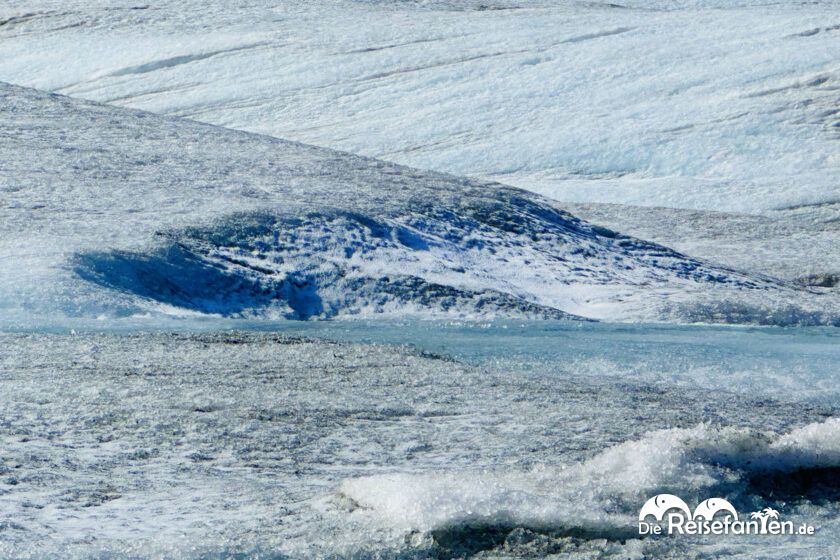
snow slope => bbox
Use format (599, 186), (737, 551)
(0, 0), (838, 214)
(2, 82), (834, 324)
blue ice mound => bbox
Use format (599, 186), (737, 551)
(73, 200), (774, 320)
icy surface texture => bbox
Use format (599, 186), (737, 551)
(4, 82), (833, 324)
(0, 0), (837, 213)
(566, 202), (840, 283)
(2, 330), (839, 559)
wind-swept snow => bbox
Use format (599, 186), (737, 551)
(2, 82), (834, 324)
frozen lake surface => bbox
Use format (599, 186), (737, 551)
(2, 322), (839, 559)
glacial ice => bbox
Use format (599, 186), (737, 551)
(3, 330), (839, 559)
(0, 0), (837, 214)
(340, 420), (840, 553)
(3, 81), (834, 324)
(2, 4), (839, 559)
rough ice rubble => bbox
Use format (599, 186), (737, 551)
(4, 81), (835, 324)
(339, 419), (840, 542)
(3, 331), (839, 559)
(0, 0), (837, 214)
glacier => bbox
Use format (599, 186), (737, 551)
(565, 202), (840, 285)
(0, 0), (837, 215)
(2, 81), (837, 324)
(3, 328), (840, 559)
(2, 3), (840, 558)
(2, 0), (838, 288)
